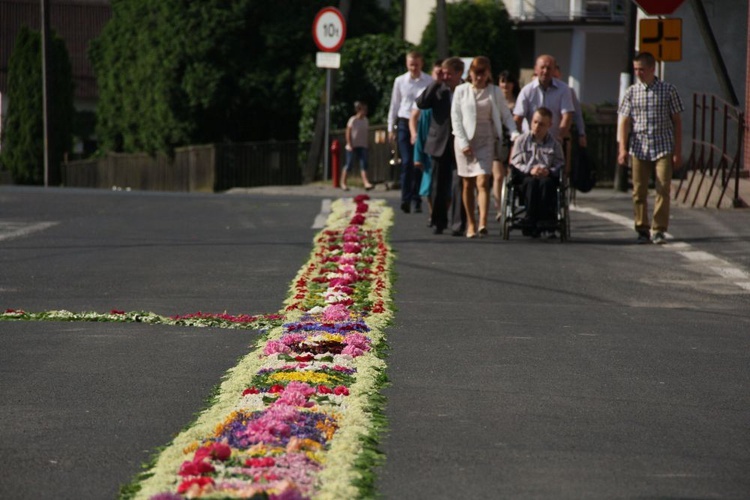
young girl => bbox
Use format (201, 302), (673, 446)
(342, 101), (374, 191)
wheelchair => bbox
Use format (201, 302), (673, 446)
(499, 166), (570, 242)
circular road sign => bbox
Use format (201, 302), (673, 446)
(634, 0), (685, 15)
(312, 7), (346, 53)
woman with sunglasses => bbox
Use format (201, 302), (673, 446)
(451, 56), (517, 238)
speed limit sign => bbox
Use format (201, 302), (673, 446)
(312, 7), (346, 53)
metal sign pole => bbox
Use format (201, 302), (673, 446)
(41, 0), (50, 187)
(312, 7), (345, 183)
(323, 68), (331, 181)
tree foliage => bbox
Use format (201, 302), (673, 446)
(90, 0), (254, 154)
(0, 27), (74, 185)
(420, 0), (520, 80)
(90, 0), (393, 154)
(296, 34), (414, 143)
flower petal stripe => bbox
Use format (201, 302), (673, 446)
(128, 196), (394, 499)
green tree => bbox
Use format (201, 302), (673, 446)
(0, 27), (74, 185)
(235, 1), (392, 141)
(420, 0), (520, 79)
(90, 0), (254, 154)
(296, 34), (414, 143)
(90, 0), (392, 155)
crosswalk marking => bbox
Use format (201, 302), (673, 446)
(0, 221), (57, 242)
(312, 199), (333, 229)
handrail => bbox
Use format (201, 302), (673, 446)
(674, 93), (745, 208)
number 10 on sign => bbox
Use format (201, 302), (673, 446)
(312, 7), (346, 53)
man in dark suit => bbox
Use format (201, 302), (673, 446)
(415, 57), (465, 235)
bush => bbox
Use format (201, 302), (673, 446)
(420, 0), (520, 79)
(90, 0), (254, 154)
(90, 0), (394, 155)
(296, 34), (414, 142)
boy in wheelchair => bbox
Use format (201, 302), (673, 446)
(509, 107), (565, 237)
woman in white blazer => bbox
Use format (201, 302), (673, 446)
(451, 56), (517, 238)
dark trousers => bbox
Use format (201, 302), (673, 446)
(429, 150), (455, 231)
(521, 174), (559, 225)
(449, 168), (466, 233)
(397, 120), (421, 206)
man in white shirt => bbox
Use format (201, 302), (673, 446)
(388, 51), (433, 213)
(513, 54), (574, 142)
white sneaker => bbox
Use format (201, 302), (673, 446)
(652, 232), (667, 245)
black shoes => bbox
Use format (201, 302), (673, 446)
(400, 200), (422, 214)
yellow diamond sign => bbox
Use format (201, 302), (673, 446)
(640, 18), (682, 62)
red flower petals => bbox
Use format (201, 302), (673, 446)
(245, 456), (276, 467)
(349, 214), (366, 225)
(177, 476), (214, 494)
(179, 459), (215, 476)
(194, 442), (232, 462)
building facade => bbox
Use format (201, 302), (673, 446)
(405, 0), (748, 169)
(404, 0), (628, 106)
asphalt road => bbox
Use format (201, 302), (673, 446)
(0, 187), (321, 499)
(1, 185), (749, 499)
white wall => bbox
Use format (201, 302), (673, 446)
(534, 28), (625, 105)
(584, 31), (627, 105)
(404, 0), (435, 44)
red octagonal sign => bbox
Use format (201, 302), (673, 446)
(634, 0), (685, 15)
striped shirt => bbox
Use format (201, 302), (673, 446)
(618, 77), (684, 161)
(510, 131), (565, 176)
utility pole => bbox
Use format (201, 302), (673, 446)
(436, 0), (449, 59)
(41, 0), (51, 187)
(615, 0), (636, 192)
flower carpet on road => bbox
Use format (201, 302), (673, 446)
(1, 309), (284, 330)
(4, 194), (394, 499)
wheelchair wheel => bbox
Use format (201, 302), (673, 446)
(499, 177), (511, 240)
(557, 182), (570, 242)
(559, 204), (569, 242)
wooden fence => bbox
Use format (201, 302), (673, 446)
(62, 124), (617, 192)
(63, 141), (306, 192)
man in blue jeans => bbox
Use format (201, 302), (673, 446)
(388, 51), (433, 213)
